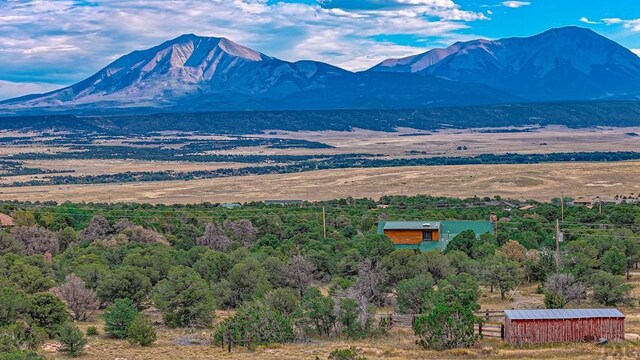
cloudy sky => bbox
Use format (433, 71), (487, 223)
(1, 0), (639, 100)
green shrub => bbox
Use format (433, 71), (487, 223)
(337, 298), (365, 339)
(56, 322), (87, 357)
(0, 350), (44, 360)
(103, 298), (138, 339)
(0, 321), (47, 352)
(153, 266), (215, 328)
(396, 274), (434, 314)
(328, 347), (367, 360)
(86, 326), (98, 336)
(296, 287), (335, 337)
(413, 303), (477, 351)
(214, 300), (294, 349)
(27, 292), (69, 335)
(263, 288), (300, 316)
(127, 314), (157, 346)
(543, 291), (565, 309)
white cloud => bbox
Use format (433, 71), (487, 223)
(602, 18), (640, 31)
(579, 17), (600, 25)
(0, 80), (61, 100)
(501, 1), (531, 8)
(0, 0), (489, 98)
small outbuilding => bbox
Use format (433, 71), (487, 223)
(263, 200), (304, 206)
(220, 203), (242, 209)
(504, 309), (625, 345)
(0, 213), (15, 227)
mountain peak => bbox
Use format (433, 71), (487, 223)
(3, 27), (640, 112)
(160, 34), (265, 62)
(540, 25), (595, 35)
(369, 26), (640, 101)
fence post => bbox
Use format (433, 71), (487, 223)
(228, 336), (232, 353)
(501, 324), (505, 339)
(479, 322), (483, 339)
(412, 315), (416, 326)
(485, 309), (490, 322)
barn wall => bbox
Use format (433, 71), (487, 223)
(505, 318), (625, 345)
(384, 230), (423, 245)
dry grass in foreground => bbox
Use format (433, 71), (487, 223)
(43, 320), (640, 360)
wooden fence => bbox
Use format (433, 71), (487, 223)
(375, 310), (505, 339)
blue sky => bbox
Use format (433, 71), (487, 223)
(0, 0), (639, 99)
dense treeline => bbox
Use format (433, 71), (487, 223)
(2, 101), (640, 135)
(0, 135), (332, 150)
(0, 160), (71, 177)
(0, 196), (639, 357)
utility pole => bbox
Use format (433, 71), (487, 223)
(555, 219), (561, 269)
(322, 206), (327, 239)
(560, 192), (564, 223)
(598, 196), (602, 215)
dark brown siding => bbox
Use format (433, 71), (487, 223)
(505, 317), (625, 345)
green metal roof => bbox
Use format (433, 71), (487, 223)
(378, 220), (493, 236)
(394, 242), (443, 251)
(380, 221), (441, 231)
(440, 221), (494, 241)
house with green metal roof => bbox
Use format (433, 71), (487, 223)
(220, 202), (242, 209)
(377, 220), (495, 251)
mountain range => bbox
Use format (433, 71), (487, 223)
(2, 26), (640, 113)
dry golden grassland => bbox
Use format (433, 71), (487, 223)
(1, 161), (639, 204)
(1, 126), (639, 204)
(251, 126), (640, 157)
(40, 281), (640, 360)
(0, 159), (248, 185)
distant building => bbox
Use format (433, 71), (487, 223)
(376, 220), (495, 251)
(484, 200), (518, 210)
(504, 309), (624, 345)
(0, 213), (15, 227)
(572, 197), (593, 206)
(519, 205), (536, 211)
(220, 203), (242, 209)
(263, 200), (304, 206)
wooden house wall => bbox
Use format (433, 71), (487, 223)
(505, 317), (624, 345)
(383, 230), (423, 245)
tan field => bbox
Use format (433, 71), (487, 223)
(2, 161), (639, 204)
(249, 126), (640, 157)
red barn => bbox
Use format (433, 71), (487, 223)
(504, 309), (625, 345)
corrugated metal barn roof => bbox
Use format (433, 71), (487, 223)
(505, 309), (624, 320)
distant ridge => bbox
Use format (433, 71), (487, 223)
(2, 26), (640, 114)
(370, 27), (640, 101)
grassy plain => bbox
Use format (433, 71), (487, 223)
(250, 126), (640, 156)
(1, 161), (639, 204)
(0, 126), (639, 204)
